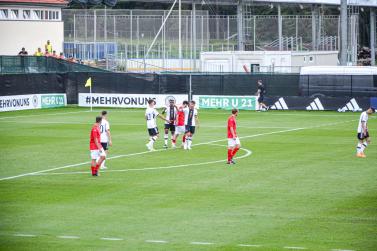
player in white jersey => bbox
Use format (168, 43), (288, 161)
(184, 100), (199, 150)
(162, 99), (178, 148)
(98, 110), (112, 170)
(145, 99), (169, 151)
(356, 107), (375, 158)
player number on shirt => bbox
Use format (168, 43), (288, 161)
(146, 113), (155, 120)
(100, 125), (106, 133)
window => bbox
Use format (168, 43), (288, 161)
(56, 11), (59, 20)
(9, 9), (19, 19)
(49, 11), (52, 19)
(0, 9), (8, 19)
(303, 56), (307, 63)
(45, 10), (48, 19)
(31, 10), (40, 20)
(309, 56), (314, 62)
(23, 10), (30, 19)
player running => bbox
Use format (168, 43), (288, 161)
(356, 107), (375, 158)
(172, 101), (189, 148)
(145, 99), (169, 151)
(162, 99), (178, 149)
(90, 116), (106, 176)
(184, 100), (199, 150)
(98, 110), (112, 170)
(227, 108), (241, 165)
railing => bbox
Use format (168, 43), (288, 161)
(0, 56), (108, 74)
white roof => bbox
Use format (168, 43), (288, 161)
(300, 66), (377, 75)
(251, 0), (377, 7)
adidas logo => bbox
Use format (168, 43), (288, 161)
(338, 98), (362, 112)
(306, 98), (324, 111)
(270, 97), (289, 110)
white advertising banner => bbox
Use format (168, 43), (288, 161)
(78, 93), (188, 108)
(0, 93), (67, 112)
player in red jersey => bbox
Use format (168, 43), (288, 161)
(90, 116), (106, 176)
(172, 101), (188, 148)
(227, 108), (240, 165)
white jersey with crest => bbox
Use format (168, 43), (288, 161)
(100, 118), (110, 143)
(357, 111), (368, 133)
(184, 108), (198, 126)
(145, 107), (159, 129)
(164, 105), (177, 124)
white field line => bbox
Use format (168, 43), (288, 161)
(331, 249), (355, 251)
(0, 110), (91, 120)
(238, 244), (262, 247)
(190, 241), (214, 245)
(57, 235), (80, 239)
(0, 119), (355, 181)
(0, 120), (295, 129)
(284, 247), (307, 250)
(33, 146), (252, 175)
(100, 237), (123, 241)
(145, 240), (168, 243)
(13, 233), (37, 237)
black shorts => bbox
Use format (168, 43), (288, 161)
(164, 123), (175, 132)
(148, 127), (159, 136)
(185, 125), (196, 134)
(357, 132), (369, 140)
(258, 96), (264, 103)
(101, 142), (108, 150)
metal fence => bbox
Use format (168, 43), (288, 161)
(62, 9), (342, 72)
(0, 56), (107, 74)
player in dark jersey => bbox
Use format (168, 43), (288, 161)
(162, 99), (178, 148)
(256, 80), (268, 111)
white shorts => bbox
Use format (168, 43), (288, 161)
(228, 137), (241, 148)
(90, 149), (106, 159)
(175, 126), (185, 135)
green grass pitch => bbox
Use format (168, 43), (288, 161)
(0, 107), (376, 251)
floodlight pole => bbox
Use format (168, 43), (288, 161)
(179, 0), (183, 70)
(340, 0), (348, 65)
(371, 7), (376, 66)
(143, 0), (178, 72)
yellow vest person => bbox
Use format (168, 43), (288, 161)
(34, 48), (43, 56)
(45, 40), (52, 53)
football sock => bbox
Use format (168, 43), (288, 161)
(361, 142), (368, 152)
(187, 137), (192, 148)
(172, 138), (176, 144)
(164, 134), (168, 145)
(356, 143), (362, 153)
(95, 164), (100, 173)
(182, 135), (186, 143)
(101, 160), (106, 168)
(227, 149), (232, 161)
(91, 165), (96, 175)
(231, 147), (240, 158)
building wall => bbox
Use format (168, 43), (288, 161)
(0, 21), (64, 55)
(200, 51), (339, 73)
(291, 52), (339, 67)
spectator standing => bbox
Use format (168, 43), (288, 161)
(34, 48), (43, 56)
(45, 40), (52, 53)
(51, 50), (58, 58)
(18, 47), (28, 56)
(44, 49), (51, 57)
